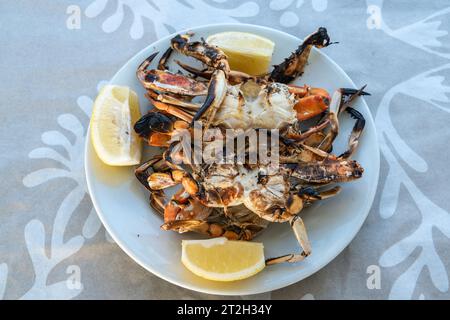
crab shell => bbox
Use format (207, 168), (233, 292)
(212, 81), (297, 130)
(193, 164), (290, 220)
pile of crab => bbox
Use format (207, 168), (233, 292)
(133, 27), (369, 265)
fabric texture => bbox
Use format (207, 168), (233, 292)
(1, 0), (449, 299)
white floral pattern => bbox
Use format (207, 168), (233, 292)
(367, 1), (450, 59)
(300, 293), (315, 300)
(16, 82), (110, 299)
(269, 0), (328, 27)
(376, 64), (450, 299)
(84, 0), (259, 39)
(2, 0), (450, 299)
(368, 0), (450, 299)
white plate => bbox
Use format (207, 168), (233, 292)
(85, 23), (380, 295)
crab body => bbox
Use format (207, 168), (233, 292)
(133, 27), (369, 265)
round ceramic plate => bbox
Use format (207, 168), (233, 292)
(85, 23), (379, 295)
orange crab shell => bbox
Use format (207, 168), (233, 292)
(289, 85), (331, 121)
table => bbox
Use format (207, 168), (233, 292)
(1, 0), (449, 299)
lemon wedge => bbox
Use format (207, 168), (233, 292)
(90, 85), (142, 166)
(206, 31), (275, 76)
(181, 237), (265, 281)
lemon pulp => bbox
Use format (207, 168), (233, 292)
(90, 85), (142, 166)
(181, 237), (265, 281)
(206, 32), (275, 76)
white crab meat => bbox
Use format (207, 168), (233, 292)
(213, 81), (297, 130)
(201, 164), (289, 220)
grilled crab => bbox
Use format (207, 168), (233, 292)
(135, 87), (367, 265)
(134, 28), (340, 146)
(133, 27), (369, 265)
(134, 154), (270, 241)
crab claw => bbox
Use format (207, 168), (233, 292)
(289, 85), (331, 121)
(171, 34), (230, 74)
(134, 156), (167, 190)
(147, 168), (185, 190)
(294, 95), (329, 121)
(305, 27), (333, 48)
(191, 69), (227, 128)
(139, 69), (208, 96)
(158, 47), (173, 70)
(330, 85), (370, 114)
(136, 52), (159, 76)
(147, 172), (178, 190)
(269, 27), (333, 83)
(147, 132), (172, 147)
(134, 112), (174, 136)
(147, 96), (194, 123)
(339, 87), (371, 96)
(134, 112), (176, 147)
(137, 52), (208, 96)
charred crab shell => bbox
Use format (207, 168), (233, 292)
(134, 112), (174, 137)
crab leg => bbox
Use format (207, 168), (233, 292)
(301, 131), (327, 148)
(137, 53), (208, 96)
(288, 85), (328, 97)
(191, 69), (228, 128)
(296, 185), (341, 204)
(149, 190), (166, 217)
(145, 90), (200, 111)
(160, 187), (215, 230)
(140, 69), (208, 96)
(289, 158), (364, 183)
(162, 217), (250, 240)
(318, 86), (369, 152)
(147, 96), (194, 122)
(330, 85), (370, 115)
(158, 47), (173, 71)
(135, 155), (186, 190)
(282, 117), (331, 142)
(135, 157), (173, 217)
(175, 60), (214, 79)
(176, 59), (259, 85)
(171, 34), (230, 74)
(147, 171), (184, 190)
(265, 215), (311, 265)
(269, 27), (333, 83)
(134, 110), (190, 147)
(316, 112), (339, 153)
(135, 156), (166, 190)
(162, 219), (212, 235)
(265, 185), (341, 265)
(137, 51), (159, 75)
(162, 205), (265, 240)
(338, 107), (366, 159)
(279, 143), (334, 163)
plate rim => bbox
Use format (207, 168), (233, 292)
(85, 22), (380, 296)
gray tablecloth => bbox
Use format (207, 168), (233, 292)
(1, 0), (450, 299)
